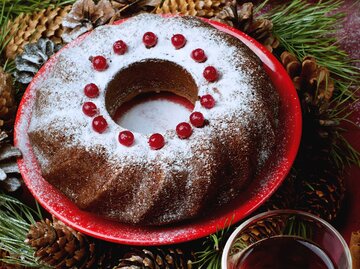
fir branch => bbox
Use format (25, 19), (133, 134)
(193, 219), (234, 269)
(260, 0), (359, 97)
(0, 0), (75, 18)
(283, 216), (313, 240)
(328, 87), (360, 167)
(2, 59), (14, 73)
(0, 0), (12, 62)
(0, 194), (45, 268)
(332, 134), (360, 168)
(253, 0), (269, 14)
(258, 0), (360, 168)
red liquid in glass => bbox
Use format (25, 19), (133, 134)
(233, 236), (336, 269)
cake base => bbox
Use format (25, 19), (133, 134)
(14, 18), (301, 245)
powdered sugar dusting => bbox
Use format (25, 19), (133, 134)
(29, 15), (259, 164)
(117, 99), (192, 134)
(26, 14), (278, 225)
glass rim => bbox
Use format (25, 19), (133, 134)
(221, 209), (352, 269)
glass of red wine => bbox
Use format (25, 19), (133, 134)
(221, 210), (352, 269)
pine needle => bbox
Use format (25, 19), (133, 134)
(193, 218), (234, 269)
(0, 0), (75, 17)
(0, 194), (45, 268)
(0, 0), (12, 59)
(2, 59), (14, 73)
(258, 0), (360, 168)
(283, 216), (313, 240)
(260, 0), (359, 98)
(332, 133), (360, 168)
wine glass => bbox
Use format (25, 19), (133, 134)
(222, 210), (352, 269)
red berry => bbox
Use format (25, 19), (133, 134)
(190, 112), (205, 127)
(148, 133), (165, 150)
(84, 83), (100, 98)
(118, 130), (134, 147)
(82, 102), (97, 117)
(171, 34), (186, 49)
(200, 94), (215, 109)
(191, 48), (207, 63)
(92, 56), (108, 71)
(113, 40), (127, 55)
(92, 115), (108, 133)
(203, 66), (218, 82)
(176, 122), (192, 139)
(143, 32), (157, 48)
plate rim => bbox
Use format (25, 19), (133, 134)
(14, 16), (302, 245)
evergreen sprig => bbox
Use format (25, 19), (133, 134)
(193, 219), (233, 269)
(259, 0), (360, 168)
(0, 1), (16, 72)
(0, 0), (12, 65)
(329, 87), (360, 167)
(0, 0), (75, 18)
(261, 0), (359, 98)
(0, 194), (44, 268)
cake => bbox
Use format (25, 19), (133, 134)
(28, 14), (279, 225)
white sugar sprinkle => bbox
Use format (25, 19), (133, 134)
(25, 14), (278, 224)
(116, 99), (191, 134)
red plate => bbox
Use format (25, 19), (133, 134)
(14, 17), (302, 245)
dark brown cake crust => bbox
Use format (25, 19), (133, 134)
(28, 14), (278, 225)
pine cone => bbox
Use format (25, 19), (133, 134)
(115, 248), (193, 269)
(62, 0), (116, 43)
(214, 2), (279, 51)
(0, 68), (17, 131)
(279, 51), (345, 222)
(14, 38), (61, 84)
(281, 52), (334, 107)
(280, 51), (301, 79)
(156, 0), (230, 18)
(213, 5), (235, 25)
(4, 6), (71, 61)
(110, 0), (161, 22)
(280, 52), (336, 148)
(261, 171), (297, 211)
(237, 217), (286, 247)
(26, 218), (100, 269)
(0, 131), (22, 192)
(296, 159), (345, 222)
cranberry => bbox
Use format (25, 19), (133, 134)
(203, 66), (218, 82)
(84, 83), (100, 98)
(92, 115), (108, 133)
(191, 48), (207, 63)
(148, 133), (165, 150)
(118, 130), (134, 147)
(82, 102), (97, 117)
(190, 112), (205, 127)
(200, 94), (215, 109)
(92, 56), (108, 71)
(143, 32), (157, 48)
(176, 122), (192, 139)
(113, 40), (127, 55)
(171, 34), (186, 49)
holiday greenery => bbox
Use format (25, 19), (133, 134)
(0, 194), (44, 268)
(262, 0), (358, 97)
(0, 0), (359, 268)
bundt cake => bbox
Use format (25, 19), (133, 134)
(28, 14), (279, 225)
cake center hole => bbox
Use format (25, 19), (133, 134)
(105, 59), (198, 134)
(114, 92), (194, 134)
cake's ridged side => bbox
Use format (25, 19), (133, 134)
(27, 14), (279, 225)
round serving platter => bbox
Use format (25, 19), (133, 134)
(14, 17), (302, 245)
